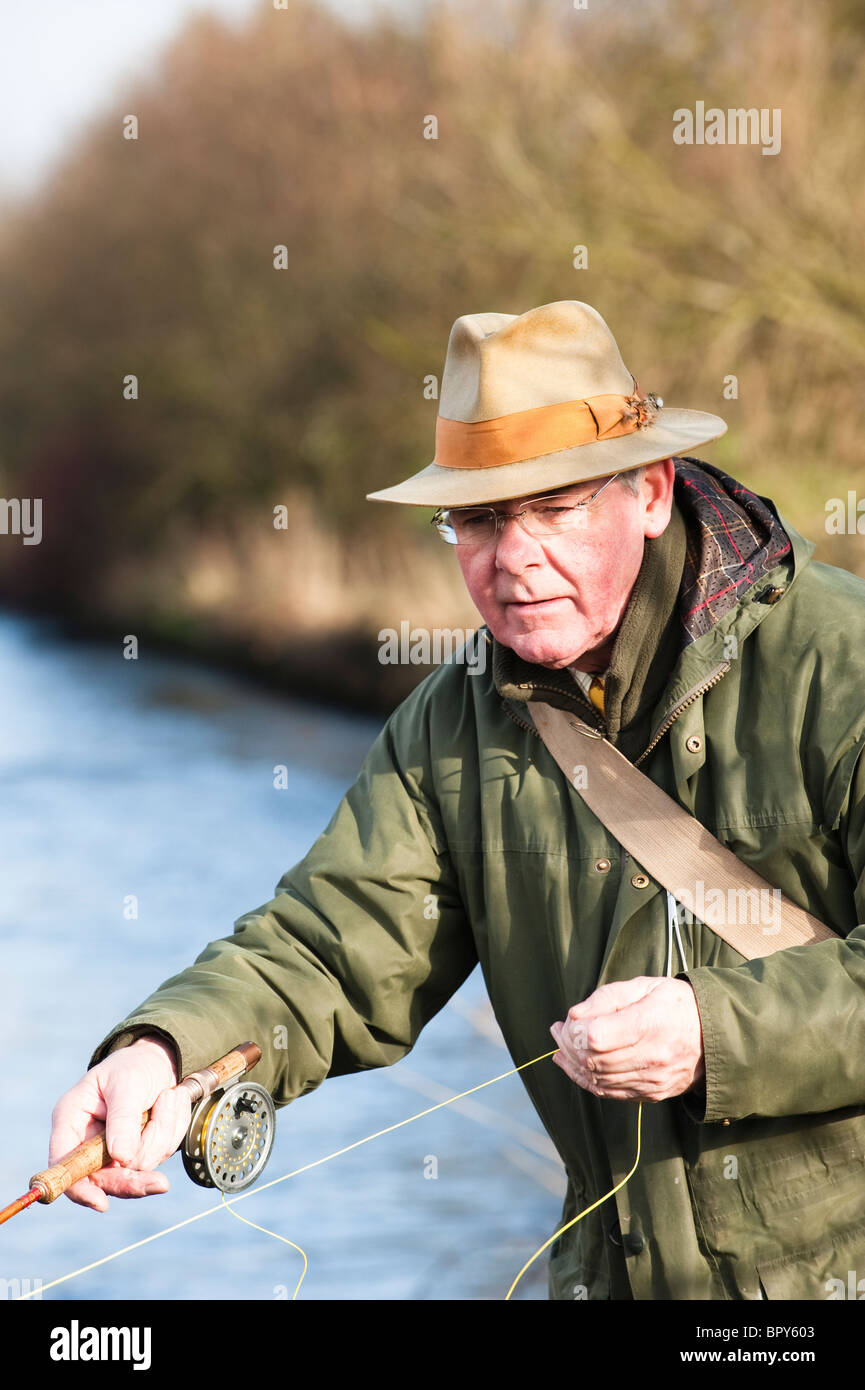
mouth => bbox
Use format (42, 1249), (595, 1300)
(503, 597), (570, 611)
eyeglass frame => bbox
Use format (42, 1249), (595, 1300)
(431, 472), (623, 546)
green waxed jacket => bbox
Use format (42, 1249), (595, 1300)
(94, 471), (865, 1301)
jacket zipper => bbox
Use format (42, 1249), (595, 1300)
(504, 679), (606, 738)
(633, 660), (731, 766)
(504, 661), (731, 760)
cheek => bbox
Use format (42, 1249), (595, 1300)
(582, 551), (624, 606)
(456, 551), (496, 613)
(565, 526), (642, 600)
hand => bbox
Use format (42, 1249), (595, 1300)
(550, 976), (705, 1102)
(49, 1036), (190, 1210)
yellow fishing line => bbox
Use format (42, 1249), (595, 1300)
(15, 1047), (557, 1301)
(504, 911), (679, 1299)
(15, 1202), (229, 1300)
(221, 1193), (308, 1300)
(505, 1100), (643, 1300)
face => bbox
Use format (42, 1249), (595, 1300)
(455, 460), (675, 670)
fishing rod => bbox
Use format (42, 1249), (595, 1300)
(2, 1040), (617, 1302)
(0, 1042), (276, 1227)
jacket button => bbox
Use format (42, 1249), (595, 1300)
(686, 735), (703, 753)
(608, 1218), (645, 1254)
(594, 858), (611, 873)
(631, 873), (650, 889)
(758, 585), (785, 605)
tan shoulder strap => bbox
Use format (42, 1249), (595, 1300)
(528, 701), (839, 959)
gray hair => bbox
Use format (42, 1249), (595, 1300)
(618, 465), (650, 496)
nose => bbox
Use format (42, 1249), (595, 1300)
(493, 513), (544, 573)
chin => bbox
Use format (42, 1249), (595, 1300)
(503, 628), (583, 669)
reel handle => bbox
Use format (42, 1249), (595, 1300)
(30, 1041), (262, 1205)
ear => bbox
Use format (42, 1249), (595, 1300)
(641, 459), (675, 539)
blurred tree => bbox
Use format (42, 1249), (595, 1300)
(0, 0), (860, 700)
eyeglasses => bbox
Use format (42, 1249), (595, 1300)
(431, 473), (622, 546)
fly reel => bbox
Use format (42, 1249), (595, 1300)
(182, 1080), (276, 1193)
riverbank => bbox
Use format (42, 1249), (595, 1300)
(0, 508), (483, 715)
(8, 600), (436, 716)
(1, 491), (859, 716)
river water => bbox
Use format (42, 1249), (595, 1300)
(0, 612), (563, 1301)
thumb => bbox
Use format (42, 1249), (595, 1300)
(135, 1086), (192, 1172)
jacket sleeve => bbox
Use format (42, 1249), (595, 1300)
(89, 693), (477, 1105)
(683, 743), (865, 1123)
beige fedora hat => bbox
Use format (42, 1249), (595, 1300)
(367, 300), (727, 507)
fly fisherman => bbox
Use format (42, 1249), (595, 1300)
(49, 301), (865, 1299)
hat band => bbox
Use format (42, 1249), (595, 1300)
(434, 382), (659, 470)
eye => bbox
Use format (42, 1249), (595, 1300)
(453, 508), (490, 530)
(534, 503), (577, 521)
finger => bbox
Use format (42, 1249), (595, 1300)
(553, 1052), (671, 1102)
(568, 977), (663, 1022)
(552, 1051), (625, 1097)
(586, 1060), (699, 1095)
(551, 1050), (579, 1083)
(48, 1113), (107, 1168)
(570, 984), (699, 1064)
(63, 1161), (171, 1209)
(49, 1085), (107, 1165)
(591, 1080), (682, 1102)
(559, 1021), (681, 1080)
(134, 1088), (191, 1172)
(560, 1015), (644, 1060)
(62, 1177), (111, 1212)
(579, 1059), (664, 1086)
(88, 1166), (171, 1200)
(561, 1030), (661, 1071)
(560, 1043), (698, 1098)
(552, 1050), (597, 1089)
(102, 1093), (151, 1167)
(564, 993), (667, 1057)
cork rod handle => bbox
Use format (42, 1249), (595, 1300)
(29, 1112), (149, 1203)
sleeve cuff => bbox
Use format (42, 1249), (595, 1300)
(676, 969), (733, 1124)
(89, 1022), (183, 1081)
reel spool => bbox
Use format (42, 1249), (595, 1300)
(182, 1080), (276, 1193)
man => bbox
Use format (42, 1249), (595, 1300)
(50, 301), (865, 1300)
